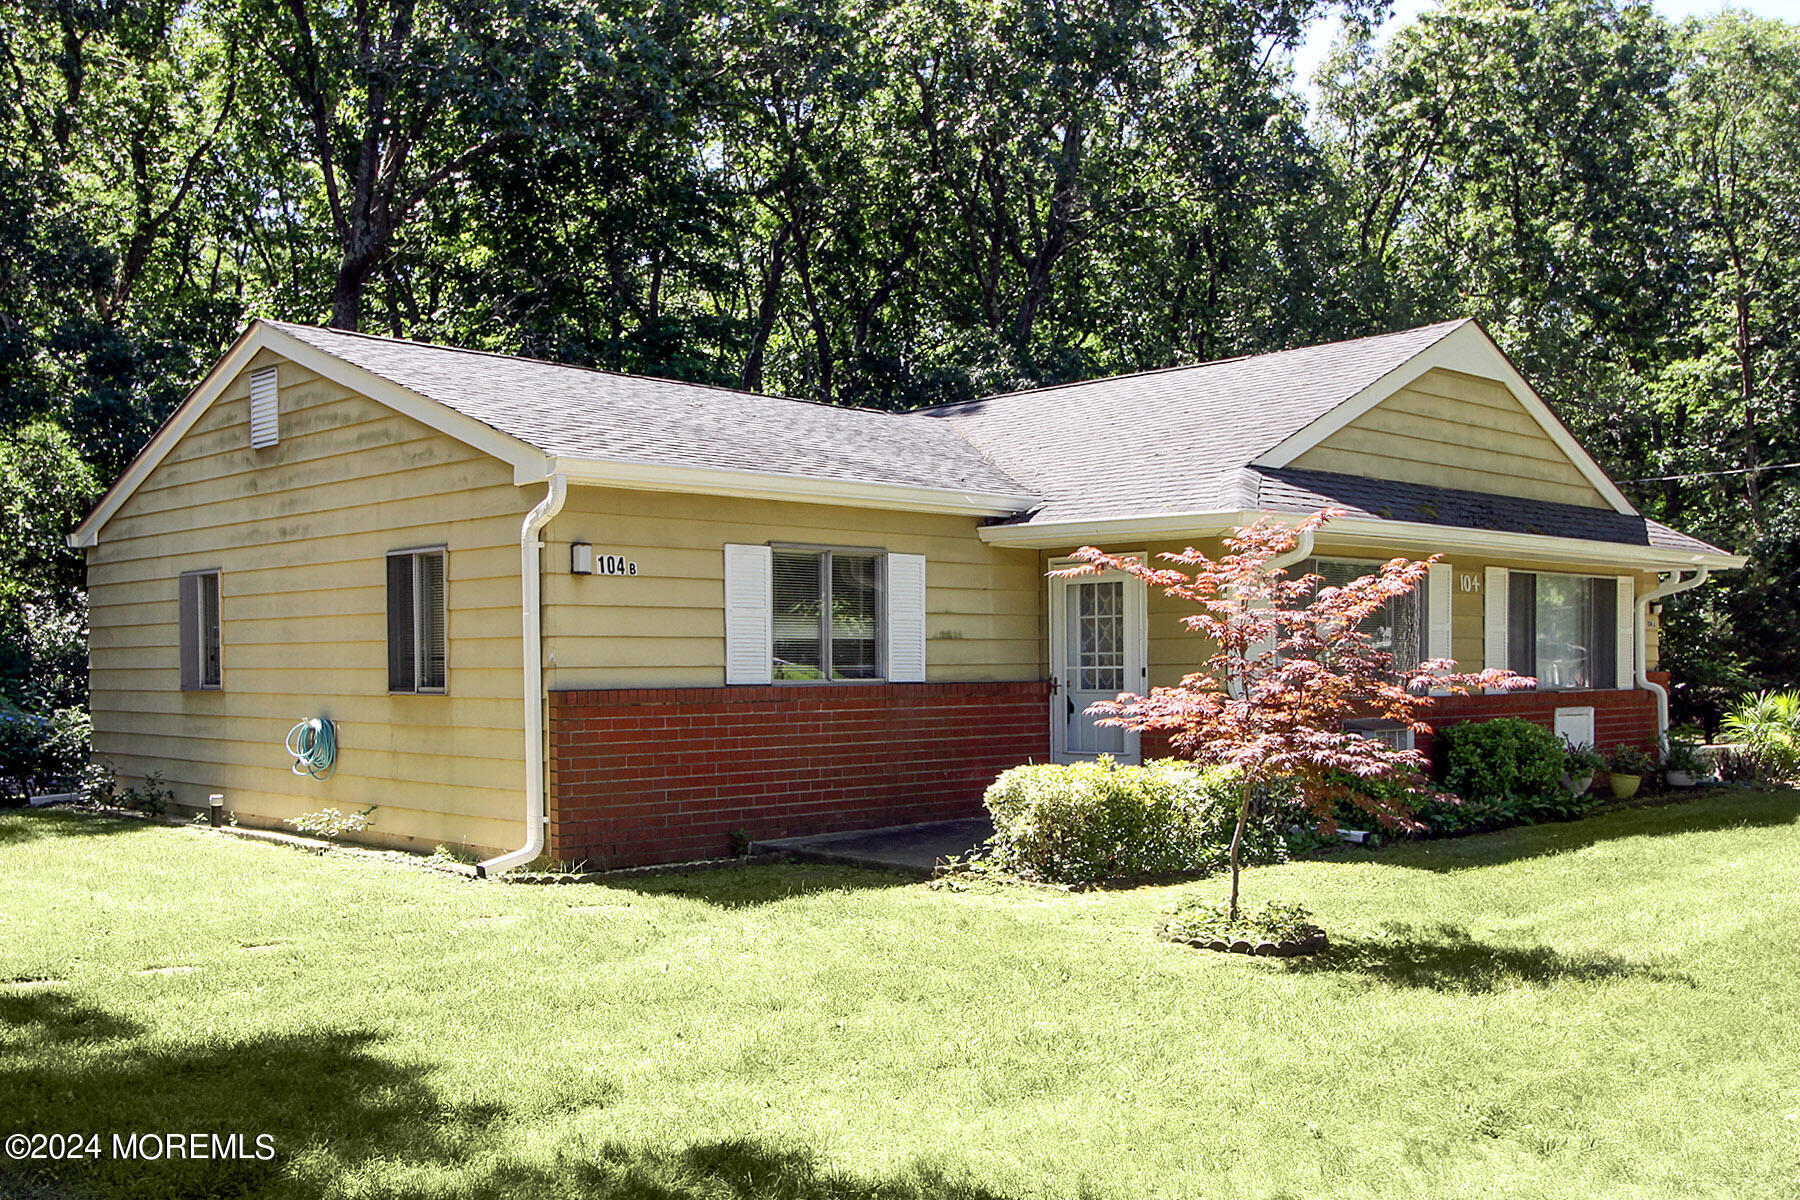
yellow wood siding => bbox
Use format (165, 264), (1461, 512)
(85, 351), (534, 855)
(1290, 368), (1609, 509)
(542, 487), (1045, 688)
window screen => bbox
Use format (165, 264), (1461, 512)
(1312, 558), (1423, 671)
(1508, 573), (1617, 690)
(772, 548), (882, 681)
(388, 548), (446, 693)
(178, 569), (222, 691)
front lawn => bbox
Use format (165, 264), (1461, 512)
(5, 792), (1799, 1199)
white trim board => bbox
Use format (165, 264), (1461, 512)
(1249, 320), (1637, 516)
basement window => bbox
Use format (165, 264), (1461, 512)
(388, 547), (447, 693)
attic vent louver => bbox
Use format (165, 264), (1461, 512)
(248, 367), (279, 448)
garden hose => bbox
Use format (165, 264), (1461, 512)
(286, 717), (338, 780)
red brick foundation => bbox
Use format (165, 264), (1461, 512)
(548, 681), (1052, 867)
(1143, 685), (1662, 770)
(1416, 686), (1659, 762)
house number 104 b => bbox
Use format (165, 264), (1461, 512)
(596, 555), (637, 576)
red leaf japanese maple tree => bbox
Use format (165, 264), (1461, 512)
(1059, 511), (1531, 922)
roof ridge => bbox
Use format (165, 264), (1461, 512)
(908, 318), (1472, 416)
(261, 319), (915, 421)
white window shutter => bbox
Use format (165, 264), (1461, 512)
(1483, 567), (1509, 673)
(1427, 562), (1454, 663)
(1616, 575), (1636, 689)
(248, 367), (279, 449)
(723, 544), (773, 685)
(884, 553), (927, 683)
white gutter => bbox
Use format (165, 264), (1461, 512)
(979, 508), (1746, 571)
(478, 474), (568, 877)
(1635, 566), (1710, 759)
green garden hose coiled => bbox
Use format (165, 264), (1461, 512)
(286, 717), (338, 780)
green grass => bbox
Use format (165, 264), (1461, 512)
(4, 792), (1800, 1199)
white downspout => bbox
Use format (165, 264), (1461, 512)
(478, 474), (568, 877)
(1635, 565), (1709, 760)
(1269, 526), (1316, 573)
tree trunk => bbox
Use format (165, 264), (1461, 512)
(1226, 778), (1252, 923)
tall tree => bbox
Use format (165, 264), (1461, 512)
(242, 0), (705, 330)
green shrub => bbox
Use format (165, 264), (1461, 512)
(1437, 718), (1566, 802)
(974, 757), (1286, 886)
(1721, 690), (1800, 780)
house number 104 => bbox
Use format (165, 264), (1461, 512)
(1459, 573), (1482, 593)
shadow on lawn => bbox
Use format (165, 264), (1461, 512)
(378, 1138), (1027, 1200)
(592, 861), (916, 910)
(2, 991), (505, 1200)
(3, 991), (1019, 1200)
(0, 806), (155, 847)
(1284, 922), (1692, 993)
(1377, 788), (1800, 875)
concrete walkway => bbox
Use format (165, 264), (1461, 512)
(750, 817), (992, 875)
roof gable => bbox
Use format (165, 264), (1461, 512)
(1287, 366), (1610, 509)
(917, 320), (1481, 526)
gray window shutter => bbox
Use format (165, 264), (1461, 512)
(178, 572), (201, 691)
(249, 366), (279, 448)
(1615, 575), (1636, 689)
(724, 544), (773, 685)
(387, 553), (415, 692)
(884, 553), (927, 683)
(1483, 566), (1508, 676)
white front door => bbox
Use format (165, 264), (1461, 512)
(1049, 558), (1147, 763)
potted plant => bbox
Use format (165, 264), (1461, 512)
(1605, 744), (1654, 799)
(1663, 739), (1706, 787)
(1562, 743), (1604, 795)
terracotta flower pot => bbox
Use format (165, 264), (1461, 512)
(1608, 772), (1642, 799)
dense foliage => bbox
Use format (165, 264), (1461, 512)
(971, 757), (1286, 886)
(1719, 690), (1800, 780)
(1071, 514), (1522, 914)
(1, 0), (1794, 746)
(1435, 718), (1568, 804)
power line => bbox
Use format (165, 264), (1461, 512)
(1616, 461), (1800, 484)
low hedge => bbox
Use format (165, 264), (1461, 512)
(974, 756), (1286, 886)
(1436, 717), (1566, 802)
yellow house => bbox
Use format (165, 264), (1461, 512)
(70, 318), (1743, 871)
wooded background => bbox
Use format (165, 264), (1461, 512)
(3, 0), (1794, 740)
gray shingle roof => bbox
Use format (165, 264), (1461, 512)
(264, 318), (1732, 560)
(1246, 468), (1728, 557)
(267, 322), (1026, 498)
(915, 320), (1471, 524)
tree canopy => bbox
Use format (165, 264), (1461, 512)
(2, 0), (1795, 723)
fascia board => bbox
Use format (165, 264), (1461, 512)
(1250, 322), (1638, 516)
(979, 508), (1744, 570)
